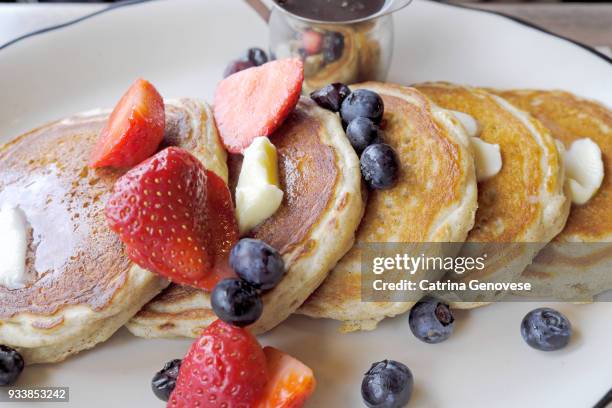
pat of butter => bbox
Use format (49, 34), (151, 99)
(449, 110), (480, 137)
(564, 138), (604, 205)
(445, 109), (502, 181)
(470, 137), (502, 182)
(236, 137), (284, 234)
(0, 205), (29, 290)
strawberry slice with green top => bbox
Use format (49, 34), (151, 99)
(213, 58), (304, 153)
(90, 78), (165, 168)
(105, 147), (238, 289)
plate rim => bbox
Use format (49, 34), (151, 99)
(437, 0), (612, 65)
(0, 0), (610, 67)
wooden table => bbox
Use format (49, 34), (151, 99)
(462, 3), (612, 54)
(0, 2), (610, 56)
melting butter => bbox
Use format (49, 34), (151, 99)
(471, 137), (502, 182)
(235, 137), (284, 234)
(448, 110), (502, 182)
(0, 205), (28, 290)
(449, 110), (480, 137)
(564, 138), (604, 205)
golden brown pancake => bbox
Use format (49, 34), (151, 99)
(495, 90), (612, 300)
(0, 99), (224, 363)
(415, 83), (569, 307)
(0, 115), (133, 318)
(127, 98), (364, 338)
(298, 83), (478, 331)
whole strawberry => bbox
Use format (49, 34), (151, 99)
(168, 320), (268, 408)
(106, 147), (213, 287)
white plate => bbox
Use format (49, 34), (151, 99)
(1, 1), (612, 407)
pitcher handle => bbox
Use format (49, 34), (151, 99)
(244, 0), (271, 23)
(382, 0), (413, 15)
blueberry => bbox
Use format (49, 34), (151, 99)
(223, 59), (256, 78)
(310, 83), (351, 112)
(373, 131), (384, 145)
(297, 47), (309, 61)
(211, 278), (263, 327)
(322, 31), (345, 63)
(360, 144), (399, 190)
(151, 359), (181, 402)
(340, 89), (385, 125)
(409, 297), (455, 344)
(0, 345), (24, 386)
(230, 238), (285, 290)
(361, 360), (413, 408)
(346, 117), (381, 154)
(246, 47), (269, 66)
(521, 308), (571, 351)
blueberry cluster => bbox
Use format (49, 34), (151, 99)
(310, 84), (399, 190)
(211, 238), (285, 327)
(359, 302), (575, 407)
(223, 47), (269, 78)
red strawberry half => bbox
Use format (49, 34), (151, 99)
(213, 58), (304, 153)
(105, 147), (237, 289)
(90, 78), (165, 168)
(198, 170), (239, 291)
(168, 320), (269, 408)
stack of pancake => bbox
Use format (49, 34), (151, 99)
(0, 81), (609, 364)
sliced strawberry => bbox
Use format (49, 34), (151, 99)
(197, 170), (239, 291)
(213, 58), (304, 153)
(302, 30), (323, 55)
(258, 347), (316, 408)
(168, 320), (269, 408)
(89, 78), (165, 168)
(106, 147), (214, 287)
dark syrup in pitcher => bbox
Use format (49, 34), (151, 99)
(275, 0), (387, 22)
